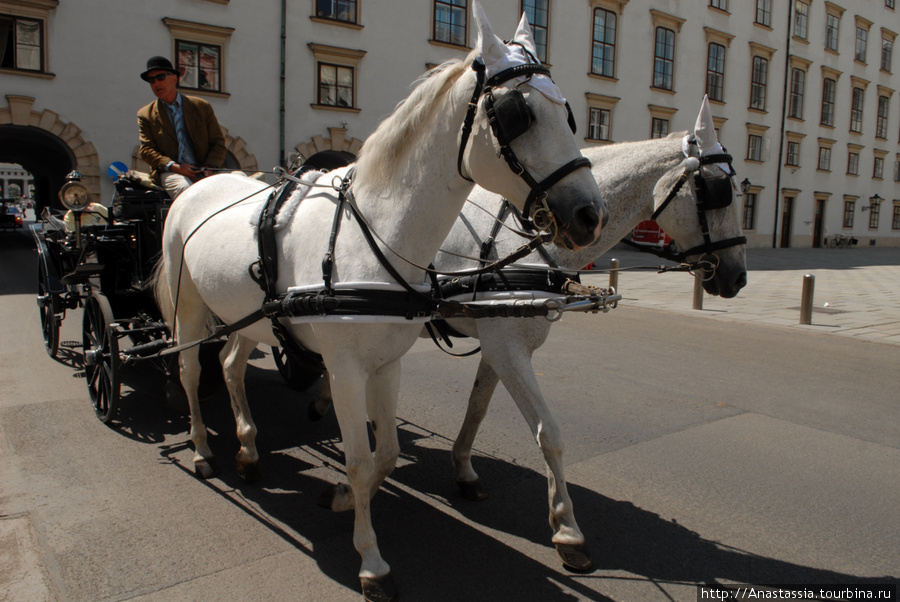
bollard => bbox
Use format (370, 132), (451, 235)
(800, 273), (815, 325)
(609, 258), (619, 293)
(692, 274), (704, 310)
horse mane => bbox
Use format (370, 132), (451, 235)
(353, 53), (476, 189)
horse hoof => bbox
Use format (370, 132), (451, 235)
(361, 574), (397, 602)
(307, 401), (326, 422)
(194, 458), (219, 480)
(317, 483), (352, 512)
(555, 542), (594, 573)
(457, 479), (488, 502)
(235, 459), (259, 483)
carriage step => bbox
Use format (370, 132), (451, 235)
(60, 263), (106, 285)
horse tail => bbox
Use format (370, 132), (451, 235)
(152, 253), (176, 328)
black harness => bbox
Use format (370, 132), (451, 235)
(457, 57), (592, 224)
(624, 141), (747, 264)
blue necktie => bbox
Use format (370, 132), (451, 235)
(166, 101), (198, 166)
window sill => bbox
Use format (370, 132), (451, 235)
(649, 86), (676, 95)
(584, 138), (613, 146)
(311, 104), (362, 114)
(428, 39), (469, 52)
(177, 87), (230, 99)
(748, 107), (768, 115)
(588, 72), (617, 83)
(0, 68), (54, 80)
(310, 16), (363, 30)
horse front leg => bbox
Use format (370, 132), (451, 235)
(452, 358), (500, 501)
(477, 320), (592, 573)
(220, 334), (259, 481)
(325, 365), (395, 600)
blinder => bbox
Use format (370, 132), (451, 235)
(490, 88), (533, 143)
(692, 165), (733, 210)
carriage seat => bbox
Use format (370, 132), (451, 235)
(112, 172), (170, 222)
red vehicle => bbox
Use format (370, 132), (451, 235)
(1, 202), (24, 229)
(630, 220), (673, 249)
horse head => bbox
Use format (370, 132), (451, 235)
(459, 2), (607, 251)
(652, 96), (748, 298)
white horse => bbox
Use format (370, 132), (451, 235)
(436, 98), (748, 571)
(153, 4), (606, 599)
(309, 97), (747, 574)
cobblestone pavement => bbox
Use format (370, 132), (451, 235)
(582, 246), (900, 346)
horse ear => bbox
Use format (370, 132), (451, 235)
(473, 1), (506, 67)
(693, 94), (719, 151)
(513, 13), (539, 58)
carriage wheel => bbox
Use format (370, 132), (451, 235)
(37, 263), (60, 358)
(82, 294), (121, 424)
(272, 346), (323, 391)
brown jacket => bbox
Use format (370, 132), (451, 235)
(137, 94), (226, 184)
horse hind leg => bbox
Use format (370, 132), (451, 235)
(221, 334), (260, 482)
(452, 358), (500, 501)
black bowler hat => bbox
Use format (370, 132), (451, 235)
(140, 56), (180, 81)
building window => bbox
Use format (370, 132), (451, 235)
(821, 78), (836, 126)
(825, 13), (840, 51)
(818, 147), (831, 171)
(710, 0), (727, 10)
(876, 95), (890, 139)
(748, 134), (763, 161)
(793, 1), (809, 40)
(786, 141), (800, 166)
(653, 27), (675, 91)
(521, 0), (549, 62)
(789, 68), (805, 119)
(868, 203), (880, 229)
(892, 204), (900, 230)
(847, 152), (859, 175)
(706, 43), (725, 102)
(175, 41), (221, 91)
(874, 156), (885, 179)
(742, 192), (757, 230)
(882, 37), (894, 72)
(591, 8), (616, 78)
(850, 87), (864, 132)
(316, 0), (358, 23)
(434, 0), (467, 47)
(0, 14), (44, 72)
(163, 19), (234, 94)
(750, 57), (768, 110)
(588, 107), (610, 141)
(895, 157), (900, 181)
(843, 200), (855, 227)
(856, 26), (868, 62)
(888, 0), (896, 9)
(651, 117), (669, 139)
(318, 63), (353, 107)
(756, 0), (771, 26)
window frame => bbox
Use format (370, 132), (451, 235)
(308, 43), (366, 112)
(892, 203), (900, 231)
(876, 94), (890, 139)
(868, 202), (881, 229)
(747, 134), (763, 162)
(742, 191), (757, 230)
(314, 0), (359, 24)
(590, 6), (617, 78)
(521, 0), (549, 63)
(843, 199), (856, 228)
(818, 146), (832, 171)
(855, 17), (873, 63)
(432, 0), (467, 48)
(750, 56), (768, 111)
(793, 1), (809, 40)
(825, 13), (840, 52)
(847, 147), (861, 175)
(706, 42), (726, 102)
(821, 77), (837, 126)
(585, 92), (619, 144)
(588, 107), (611, 141)
(850, 86), (865, 133)
(653, 27), (675, 91)
(163, 18), (234, 97)
(756, 0), (771, 27)
(882, 30), (896, 72)
(789, 67), (806, 119)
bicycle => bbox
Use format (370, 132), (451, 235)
(825, 233), (858, 248)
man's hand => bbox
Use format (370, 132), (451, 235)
(170, 163), (200, 179)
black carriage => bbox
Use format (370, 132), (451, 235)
(32, 170), (219, 423)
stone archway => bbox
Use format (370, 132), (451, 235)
(0, 95), (98, 211)
(294, 127), (364, 163)
(130, 125), (259, 174)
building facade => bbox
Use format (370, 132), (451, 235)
(1, 0), (898, 247)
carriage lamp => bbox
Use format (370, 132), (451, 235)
(740, 178), (751, 194)
(59, 170), (92, 212)
(861, 194), (881, 212)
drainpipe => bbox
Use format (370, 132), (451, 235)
(772, 1), (793, 248)
(280, 0), (287, 166)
